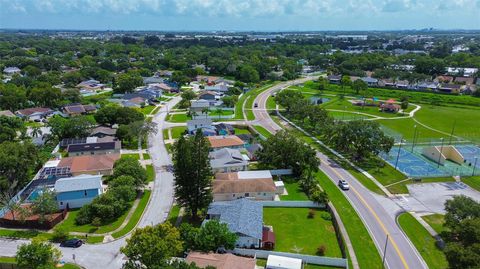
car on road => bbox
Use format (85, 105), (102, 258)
(338, 180), (350, 190)
(61, 239), (83, 248)
(254, 103), (258, 108)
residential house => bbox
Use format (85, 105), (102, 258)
(58, 154), (120, 176)
(90, 126), (117, 138)
(123, 92), (156, 102)
(67, 141), (121, 156)
(15, 107), (54, 121)
(185, 252), (256, 269)
(210, 148), (248, 173)
(63, 103), (97, 116)
(76, 80), (105, 91)
(205, 198), (263, 248)
(266, 255), (302, 269)
(156, 70), (174, 77)
(395, 80), (410, 89)
(215, 123), (235, 135)
(3, 67), (21, 75)
(142, 76), (164, 85)
(0, 110), (15, 117)
(196, 75), (221, 85)
(378, 79), (395, 88)
(328, 75), (342, 84)
(190, 99), (211, 117)
(212, 170), (276, 201)
(60, 136), (115, 149)
(205, 84), (229, 93)
(361, 77), (378, 86)
(147, 82), (173, 93)
(122, 97), (146, 108)
(435, 75), (454, 83)
(198, 91), (218, 101)
(207, 135), (245, 151)
(447, 67), (478, 77)
(54, 174), (103, 209)
(438, 83), (461, 93)
(454, 76), (475, 85)
(237, 134), (255, 144)
(187, 118), (215, 135)
(416, 81), (439, 91)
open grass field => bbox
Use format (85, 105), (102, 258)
(321, 97), (406, 118)
(462, 176), (480, 192)
(138, 105), (156, 115)
(170, 126), (187, 139)
(146, 164), (155, 182)
(421, 214), (448, 234)
(234, 127), (251, 135)
(121, 153), (140, 160)
(112, 190), (151, 239)
(266, 96), (277, 110)
(263, 207), (343, 257)
(167, 113), (191, 123)
(162, 128), (170, 139)
(0, 228), (52, 241)
(398, 213), (448, 269)
(280, 181), (309, 201)
(143, 153), (150, 160)
(377, 118), (446, 142)
(253, 125), (272, 138)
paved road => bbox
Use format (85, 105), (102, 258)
(0, 97), (181, 269)
(252, 78), (427, 269)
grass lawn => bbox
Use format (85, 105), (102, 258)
(146, 164), (155, 182)
(321, 97), (403, 118)
(355, 158), (407, 189)
(376, 117), (445, 142)
(171, 126), (187, 139)
(56, 205), (131, 234)
(167, 205), (181, 226)
(386, 177), (455, 194)
(208, 109), (234, 117)
(234, 127), (251, 135)
(280, 181), (309, 201)
(143, 153), (151, 160)
(77, 234), (105, 244)
(421, 214), (448, 234)
(165, 143), (173, 154)
(263, 207), (342, 257)
(0, 229), (52, 241)
(266, 96), (277, 110)
(235, 94), (248, 120)
(138, 105), (156, 115)
(0, 257), (81, 269)
(112, 190), (151, 239)
(122, 153), (140, 160)
(167, 113), (191, 123)
(253, 125), (272, 138)
(162, 129), (170, 139)
(398, 213), (448, 269)
(462, 176), (480, 192)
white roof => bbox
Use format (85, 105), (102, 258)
(86, 137), (98, 143)
(44, 160), (60, 168)
(266, 255), (302, 269)
(237, 170), (272, 179)
(54, 174), (102, 193)
(274, 181), (285, 187)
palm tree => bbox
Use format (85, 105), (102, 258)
(31, 126), (43, 138)
(215, 108), (224, 119)
(201, 107), (210, 119)
(128, 120), (158, 150)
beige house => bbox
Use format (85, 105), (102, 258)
(213, 170), (277, 201)
(58, 154), (120, 176)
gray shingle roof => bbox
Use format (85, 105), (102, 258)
(209, 148), (247, 169)
(54, 174), (102, 193)
(207, 199), (263, 239)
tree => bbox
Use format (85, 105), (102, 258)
(62, 88), (81, 103)
(28, 87), (62, 107)
(214, 108), (224, 119)
(16, 240), (61, 269)
(194, 220), (238, 251)
(127, 120), (158, 150)
(173, 131), (213, 220)
(400, 96), (409, 110)
(340, 75), (351, 94)
(444, 195), (480, 228)
(0, 116), (25, 143)
(178, 90), (196, 109)
(221, 95), (238, 108)
(237, 65), (260, 83)
(116, 73), (143, 93)
(275, 89), (304, 112)
(0, 141), (39, 193)
(0, 84), (28, 111)
(352, 79), (368, 95)
(112, 157), (147, 188)
(257, 131), (319, 176)
(31, 126), (43, 138)
(0, 190), (29, 221)
(317, 77), (328, 91)
(31, 189), (58, 223)
(121, 223), (183, 269)
(47, 115), (95, 140)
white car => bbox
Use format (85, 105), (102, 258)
(338, 180), (350, 190)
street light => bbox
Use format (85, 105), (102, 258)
(395, 137), (404, 170)
(382, 234), (389, 269)
(411, 125), (417, 152)
(437, 138), (444, 168)
(473, 157), (478, 176)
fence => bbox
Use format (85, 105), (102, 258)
(0, 208), (67, 230)
(0, 263), (16, 269)
(232, 248), (348, 268)
(259, 201), (325, 208)
(326, 203), (348, 259)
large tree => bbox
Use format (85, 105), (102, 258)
(180, 220), (238, 252)
(0, 116), (25, 143)
(112, 156), (148, 188)
(121, 223), (183, 269)
(0, 141), (39, 193)
(16, 240), (61, 269)
(31, 189), (58, 223)
(46, 115), (95, 140)
(116, 72), (143, 93)
(352, 79), (368, 95)
(173, 131), (212, 220)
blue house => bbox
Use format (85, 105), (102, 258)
(54, 174), (103, 209)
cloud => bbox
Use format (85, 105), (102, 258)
(382, 0), (411, 12)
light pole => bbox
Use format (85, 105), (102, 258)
(473, 157), (478, 176)
(437, 138), (444, 168)
(382, 234), (389, 269)
(395, 138), (404, 170)
(411, 125), (417, 152)
(448, 120), (456, 145)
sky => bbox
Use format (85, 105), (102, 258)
(1, 0), (479, 31)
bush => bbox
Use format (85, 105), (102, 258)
(51, 228), (69, 242)
(320, 211), (333, 221)
(316, 245), (327, 256)
(308, 209), (316, 219)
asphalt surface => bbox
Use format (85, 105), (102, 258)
(252, 78), (427, 269)
(0, 97), (181, 269)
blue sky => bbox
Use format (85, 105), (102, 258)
(1, 0), (479, 31)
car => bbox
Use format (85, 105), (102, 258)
(61, 239), (83, 248)
(254, 103), (258, 108)
(338, 180), (350, 190)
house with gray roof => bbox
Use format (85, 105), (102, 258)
(205, 199), (263, 248)
(209, 148), (248, 173)
(187, 118), (215, 135)
(54, 174), (103, 209)
(361, 77), (378, 86)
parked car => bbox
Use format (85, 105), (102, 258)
(61, 239), (83, 248)
(338, 180), (350, 190)
(254, 103), (258, 108)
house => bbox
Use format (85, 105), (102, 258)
(186, 252), (256, 269)
(187, 118), (215, 135)
(122, 97), (146, 108)
(361, 77), (378, 86)
(215, 123), (235, 135)
(147, 82), (173, 93)
(198, 91), (217, 101)
(60, 137), (94, 149)
(142, 76), (164, 85)
(196, 75), (221, 85)
(438, 83), (461, 93)
(454, 76), (475, 85)
(123, 92), (155, 102)
(447, 67), (478, 77)
(395, 80), (410, 89)
(266, 255), (303, 269)
(416, 81), (438, 91)
(205, 198), (263, 248)
(67, 141), (121, 156)
(246, 144), (263, 161)
(205, 84), (229, 93)
(54, 174), (103, 209)
(190, 99), (211, 116)
(207, 135), (245, 151)
(63, 104), (97, 116)
(156, 70), (174, 77)
(212, 170), (276, 201)
(58, 154), (120, 176)
(380, 102), (400, 113)
(378, 79), (395, 88)
(210, 148), (248, 173)
(90, 126), (117, 138)
(76, 80), (105, 91)
(328, 75), (341, 84)
(3, 67), (21, 75)
(15, 107), (54, 121)
(0, 110), (15, 117)
(435, 75), (454, 83)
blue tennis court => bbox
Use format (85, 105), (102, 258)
(382, 147), (446, 177)
(456, 145), (480, 168)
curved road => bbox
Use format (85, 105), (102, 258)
(0, 97), (181, 269)
(252, 78), (427, 269)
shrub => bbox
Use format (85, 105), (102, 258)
(91, 217), (102, 228)
(307, 209), (316, 219)
(51, 228), (69, 242)
(320, 211), (333, 221)
(316, 245), (327, 256)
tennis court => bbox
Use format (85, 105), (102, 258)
(381, 147), (446, 177)
(456, 145), (480, 168)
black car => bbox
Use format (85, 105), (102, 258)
(338, 180), (350, 190)
(254, 103), (258, 108)
(61, 239), (83, 248)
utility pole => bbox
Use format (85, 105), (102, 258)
(448, 120), (456, 145)
(437, 138), (444, 168)
(382, 234), (389, 269)
(395, 138), (404, 169)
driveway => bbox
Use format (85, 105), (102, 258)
(399, 182), (480, 214)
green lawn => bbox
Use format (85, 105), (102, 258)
(121, 153), (140, 160)
(280, 181), (309, 201)
(398, 213), (448, 269)
(143, 153), (151, 160)
(138, 105), (156, 115)
(234, 127), (251, 135)
(321, 98), (405, 118)
(112, 190), (151, 239)
(421, 214), (448, 234)
(253, 125), (272, 138)
(266, 96), (277, 110)
(171, 126), (187, 139)
(162, 129), (170, 139)
(167, 113), (191, 123)
(461, 176), (480, 192)
(146, 164), (155, 182)
(386, 177), (455, 194)
(355, 158), (407, 190)
(0, 257), (81, 269)
(167, 205), (181, 226)
(208, 109), (234, 117)
(263, 207), (342, 257)
(77, 234), (105, 244)
(377, 118), (445, 142)
(0, 229), (52, 241)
